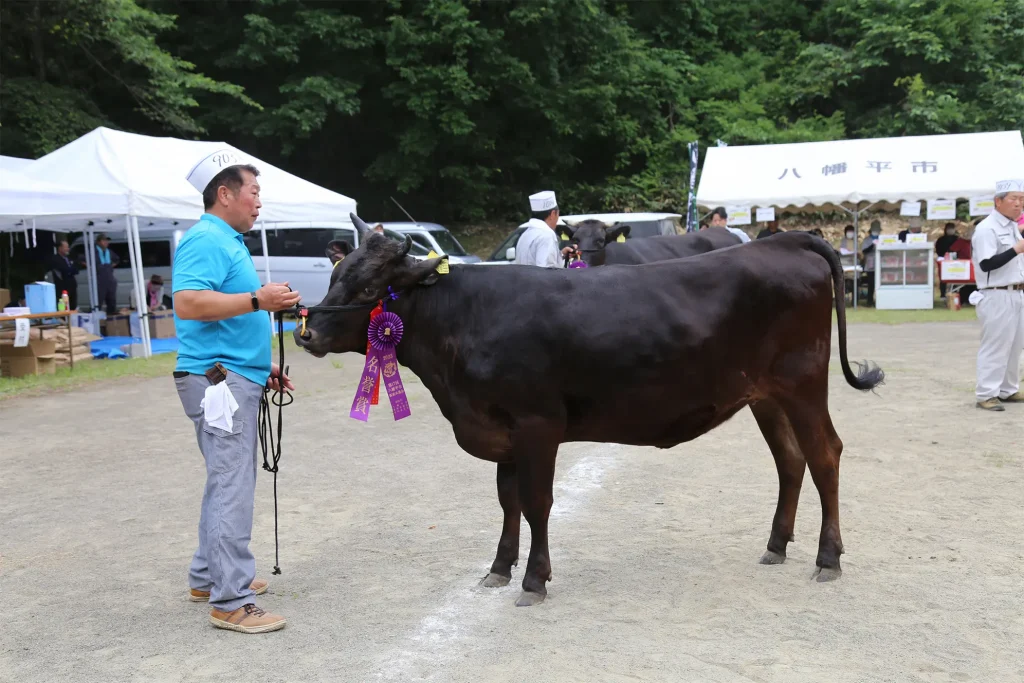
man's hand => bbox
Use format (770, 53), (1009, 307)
(257, 283), (301, 312)
(1013, 240), (1024, 255)
(267, 363), (294, 393)
(561, 246), (577, 258)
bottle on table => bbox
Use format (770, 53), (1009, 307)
(59, 290), (70, 312)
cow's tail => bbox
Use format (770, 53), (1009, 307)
(805, 236), (885, 392)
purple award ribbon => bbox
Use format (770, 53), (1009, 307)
(350, 310), (411, 421)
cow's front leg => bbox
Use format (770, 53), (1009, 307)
(482, 462), (520, 587)
(514, 443), (557, 607)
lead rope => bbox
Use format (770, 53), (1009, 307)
(258, 313), (293, 575)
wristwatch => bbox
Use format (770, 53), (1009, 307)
(250, 292), (260, 311)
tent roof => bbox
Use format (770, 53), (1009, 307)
(0, 167), (127, 227)
(7, 127), (356, 230)
(0, 155), (34, 172)
(696, 130), (1024, 213)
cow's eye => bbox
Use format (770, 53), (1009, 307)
(364, 287), (376, 297)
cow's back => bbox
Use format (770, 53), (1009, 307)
(604, 227), (741, 265)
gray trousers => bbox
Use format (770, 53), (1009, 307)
(976, 289), (1024, 401)
(176, 370), (264, 612)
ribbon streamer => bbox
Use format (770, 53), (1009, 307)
(350, 310), (411, 422)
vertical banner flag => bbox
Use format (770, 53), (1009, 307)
(686, 141), (699, 233)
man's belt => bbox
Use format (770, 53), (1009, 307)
(982, 284), (1024, 291)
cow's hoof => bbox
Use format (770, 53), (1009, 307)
(759, 550), (786, 565)
(515, 590), (546, 607)
(481, 572), (511, 588)
(813, 566), (842, 582)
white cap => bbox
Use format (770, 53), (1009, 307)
(529, 190), (557, 212)
(996, 179), (1024, 195)
(185, 148), (253, 193)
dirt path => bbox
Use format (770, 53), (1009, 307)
(1, 322), (1022, 682)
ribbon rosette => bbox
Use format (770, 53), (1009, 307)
(568, 259), (588, 268)
(350, 310), (412, 422)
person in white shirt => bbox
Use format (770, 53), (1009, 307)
(514, 190), (573, 268)
(708, 206), (751, 242)
(970, 178), (1024, 411)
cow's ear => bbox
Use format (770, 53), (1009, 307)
(607, 223), (630, 242)
(396, 256), (447, 288)
(561, 224), (576, 240)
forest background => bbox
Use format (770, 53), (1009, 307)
(2, 0), (1023, 263)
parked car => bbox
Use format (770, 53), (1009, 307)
(480, 213), (682, 264)
(247, 222), (443, 305)
(71, 229), (182, 309)
(374, 222), (481, 263)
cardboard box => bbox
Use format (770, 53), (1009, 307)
(0, 339), (57, 377)
(72, 312), (105, 336)
(0, 288), (10, 310)
(25, 281), (56, 314)
(149, 310), (176, 339)
(102, 314), (132, 337)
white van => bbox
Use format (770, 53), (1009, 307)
(70, 230), (181, 309)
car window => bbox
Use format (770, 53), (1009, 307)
(383, 228), (431, 256)
(489, 228), (524, 261)
(245, 228), (357, 257)
(427, 229), (468, 256)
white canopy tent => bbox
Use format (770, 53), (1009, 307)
(0, 127), (358, 356)
(0, 156), (34, 173)
(696, 130), (1024, 306)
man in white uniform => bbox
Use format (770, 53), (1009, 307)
(971, 178), (1024, 411)
(514, 190), (572, 267)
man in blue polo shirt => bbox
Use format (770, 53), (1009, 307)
(173, 150), (300, 634)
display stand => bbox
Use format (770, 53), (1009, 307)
(875, 243), (934, 309)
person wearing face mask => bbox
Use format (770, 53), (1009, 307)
(860, 220), (882, 306)
(935, 222), (960, 299)
(839, 225), (857, 253)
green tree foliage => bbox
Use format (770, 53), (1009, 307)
(1, 0), (1022, 222)
(0, 0), (254, 157)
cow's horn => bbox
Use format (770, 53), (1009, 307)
(351, 213), (374, 238)
(392, 234), (412, 261)
(562, 219), (578, 227)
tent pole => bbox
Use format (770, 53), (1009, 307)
(124, 216), (147, 358)
(131, 216), (152, 358)
(259, 221), (275, 330)
(85, 230), (97, 311)
(852, 203), (860, 310)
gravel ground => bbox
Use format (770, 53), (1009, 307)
(1, 321), (1022, 683)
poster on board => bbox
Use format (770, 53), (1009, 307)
(726, 205), (751, 226)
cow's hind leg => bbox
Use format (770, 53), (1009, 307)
(750, 399), (806, 566)
(482, 462), (520, 587)
(778, 393), (845, 582)
(513, 430), (558, 607)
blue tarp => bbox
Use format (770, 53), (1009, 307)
(88, 321), (298, 360)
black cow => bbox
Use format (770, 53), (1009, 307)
(296, 214), (884, 607)
(562, 220), (742, 267)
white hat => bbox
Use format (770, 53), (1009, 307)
(995, 179), (1024, 195)
(529, 190), (557, 212)
(185, 148), (253, 193)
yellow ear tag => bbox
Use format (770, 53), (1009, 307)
(616, 233), (626, 243)
(560, 233), (570, 241)
(332, 258), (342, 269)
(436, 258), (450, 275)
(427, 250), (439, 258)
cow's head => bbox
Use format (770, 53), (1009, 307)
(562, 219), (631, 266)
(295, 213), (446, 357)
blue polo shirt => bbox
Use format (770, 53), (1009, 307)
(173, 214), (271, 386)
